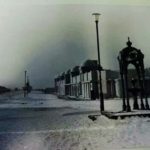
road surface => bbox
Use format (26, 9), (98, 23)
(0, 91), (149, 150)
(0, 91), (100, 132)
(0, 91), (100, 150)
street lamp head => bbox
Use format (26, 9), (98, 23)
(92, 13), (101, 22)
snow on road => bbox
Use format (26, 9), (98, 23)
(0, 91), (123, 112)
(0, 91), (150, 150)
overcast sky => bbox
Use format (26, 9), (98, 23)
(0, 2), (150, 88)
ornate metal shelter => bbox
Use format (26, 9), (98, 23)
(118, 37), (149, 112)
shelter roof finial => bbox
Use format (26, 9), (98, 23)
(126, 37), (132, 47)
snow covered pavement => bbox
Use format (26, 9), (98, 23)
(2, 116), (150, 150)
(0, 91), (150, 150)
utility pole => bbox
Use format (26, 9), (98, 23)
(24, 70), (27, 97)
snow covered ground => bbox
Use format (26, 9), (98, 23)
(0, 91), (150, 150)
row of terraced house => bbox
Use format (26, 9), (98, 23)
(54, 60), (121, 100)
(54, 59), (150, 100)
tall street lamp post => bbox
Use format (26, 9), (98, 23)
(24, 70), (27, 97)
(92, 13), (104, 112)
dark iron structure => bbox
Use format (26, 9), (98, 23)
(118, 37), (149, 112)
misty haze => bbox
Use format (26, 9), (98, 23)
(0, 4), (150, 88)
